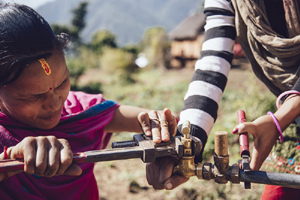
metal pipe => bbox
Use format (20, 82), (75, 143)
(240, 170), (300, 189)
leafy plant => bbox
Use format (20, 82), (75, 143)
(100, 47), (137, 84)
(141, 26), (170, 69)
(90, 30), (117, 54)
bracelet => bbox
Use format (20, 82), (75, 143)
(4, 146), (7, 159)
(267, 112), (284, 143)
(276, 90), (300, 109)
(3, 146), (9, 183)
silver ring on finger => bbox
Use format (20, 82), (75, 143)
(159, 119), (168, 127)
(150, 118), (160, 128)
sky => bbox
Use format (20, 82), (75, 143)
(3, 0), (55, 9)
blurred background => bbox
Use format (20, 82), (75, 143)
(1, 0), (277, 199)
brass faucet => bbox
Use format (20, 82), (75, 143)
(173, 121), (240, 184)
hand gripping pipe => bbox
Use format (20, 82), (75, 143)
(173, 118), (300, 188)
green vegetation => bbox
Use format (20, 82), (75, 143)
(142, 27), (170, 69)
(90, 30), (117, 54)
(50, 2), (171, 92)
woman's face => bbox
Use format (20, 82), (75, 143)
(0, 50), (70, 129)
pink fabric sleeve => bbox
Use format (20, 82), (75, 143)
(62, 91), (106, 116)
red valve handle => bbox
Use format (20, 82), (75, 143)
(237, 110), (250, 157)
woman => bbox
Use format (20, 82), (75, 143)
(0, 4), (176, 199)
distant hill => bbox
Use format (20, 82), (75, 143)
(37, 0), (203, 46)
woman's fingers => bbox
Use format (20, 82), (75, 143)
(8, 136), (81, 178)
(164, 175), (189, 190)
(148, 111), (162, 143)
(146, 156), (188, 190)
(146, 157), (174, 189)
(164, 108), (177, 137)
(10, 137), (37, 175)
(158, 112), (169, 142)
(138, 108), (178, 143)
(35, 137), (49, 176)
(232, 122), (253, 135)
(232, 115), (279, 170)
(57, 139), (81, 176)
(44, 136), (61, 177)
(62, 163), (82, 176)
(159, 108), (177, 142)
(137, 112), (152, 136)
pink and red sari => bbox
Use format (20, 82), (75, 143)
(0, 91), (119, 200)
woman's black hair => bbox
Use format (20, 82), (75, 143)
(0, 4), (69, 86)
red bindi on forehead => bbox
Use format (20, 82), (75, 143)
(38, 58), (51, 75)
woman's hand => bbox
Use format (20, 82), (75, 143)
(146, 157), (189, 190)
(232, 115), (279, 170)
(0, 136), (82, 181)
(138, 108), (177, 143)
(138, 108), (189, 190)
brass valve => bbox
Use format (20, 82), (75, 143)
(173, 121), (203, 178)
(173, 121), (240, 184)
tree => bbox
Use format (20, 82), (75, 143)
(100, 48), (137, 84)
(142, 27), (170, 69)
(51, 1), (88, 46)
(122, 44), (141, 58)
(90, 30), (117, 54)
(71, 1), (88, 43)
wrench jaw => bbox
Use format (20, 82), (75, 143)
(237, 110), (251, 189)
(111, 130), (202, 164)
(242, 155), (251, 189)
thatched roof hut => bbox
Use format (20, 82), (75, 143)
(168, 13), (244, 68)
(169, 13), (205, 40)
(168, 13), (206, 68)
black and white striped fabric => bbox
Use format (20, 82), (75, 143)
(178, 0), (236, 163)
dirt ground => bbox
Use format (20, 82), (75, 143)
(93, 60), (267, 200)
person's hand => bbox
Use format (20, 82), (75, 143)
(232, 115), (279, 170)
(138, 108), (177, 143)
(138, 108), (189, 189)
(146, 156), (189, 190)
(0, 136), (82, 181)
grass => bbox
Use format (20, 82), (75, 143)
(102, 68), (188, 113)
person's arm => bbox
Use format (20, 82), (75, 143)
(104, 105), (177, 143)
(146, 0), (237, 190)
(178, 0), (236, 163)
(233, 94), (300, 170)
(104, 105), (149, 133)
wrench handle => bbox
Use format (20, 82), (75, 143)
(237, 110), (250, 157)
(0, 152), (87, 173)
